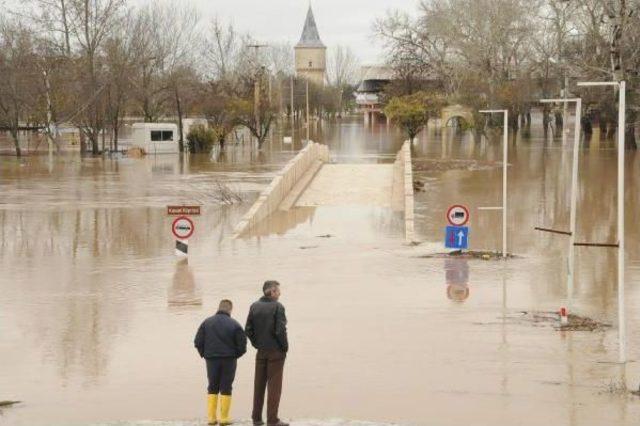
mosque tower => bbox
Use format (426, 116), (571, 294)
(294, 5), (326, 85)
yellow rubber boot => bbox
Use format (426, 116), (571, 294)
(219, 394), (232, 425)
(207, 394), (218, 425)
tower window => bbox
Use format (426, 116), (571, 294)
(309, 61), (312, 68)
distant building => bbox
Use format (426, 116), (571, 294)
(355, 66), (394, 125)
(294, 5), (326, 86)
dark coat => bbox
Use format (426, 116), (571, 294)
(194, 311), (247, 359)
(245, 296), (288, 353)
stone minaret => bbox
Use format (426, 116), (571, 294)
(294, 5), (326, 86)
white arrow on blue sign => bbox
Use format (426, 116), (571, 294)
(445, 226), (469, 250)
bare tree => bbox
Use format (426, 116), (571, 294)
(327, 45), (359, 87)
(0, 19), (40, 157)
(67, 0), (126, 155)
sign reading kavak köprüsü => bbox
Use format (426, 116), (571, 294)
(167, 205), (201, 216)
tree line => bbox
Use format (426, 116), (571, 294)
(375, 0), (640, 148)
(0, 0), (359, 157)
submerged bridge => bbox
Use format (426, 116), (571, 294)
(232, 142), (415, 242)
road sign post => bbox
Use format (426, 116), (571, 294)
(172, 216), (194, 257)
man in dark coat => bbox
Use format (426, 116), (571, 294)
(245, 281), (289, 426)
(195, 299), (247, 425)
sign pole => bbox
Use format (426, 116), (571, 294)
(617, 81), (626, 364)
(502, 110), (508, 259)
(567, 99), (581, 311)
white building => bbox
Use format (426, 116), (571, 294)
(130, 123), (179, 154)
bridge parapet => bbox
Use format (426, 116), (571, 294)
(393, 141), (415, 243)
(232, 142), (329, 238)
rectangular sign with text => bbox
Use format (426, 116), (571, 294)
(167, 206), (201, 216)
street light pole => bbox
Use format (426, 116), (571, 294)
(577, 80), (626, 363)
(540, 98), (582, 311)
(479, 109), (509, 258)
(306, 78), (310, 143)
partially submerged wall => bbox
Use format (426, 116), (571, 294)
(394, 141), (415, 243)
(232, 142), (330, 238)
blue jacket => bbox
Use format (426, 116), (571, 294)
(194, 311), (247, 359)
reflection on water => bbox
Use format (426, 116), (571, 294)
(445, 258), (470, 302)
(1, 116), (640, 426)
(168, 259), (201, 308)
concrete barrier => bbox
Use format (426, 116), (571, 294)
(232, 142), (330, 238)
(394, 141), (415, 243)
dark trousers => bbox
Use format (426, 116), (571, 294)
(206, 357), (237, 395)
(252, 349), (286, 424)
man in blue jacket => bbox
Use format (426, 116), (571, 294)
(195, 299), (247, 425)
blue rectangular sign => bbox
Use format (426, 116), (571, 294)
(445, 226), (469, 250)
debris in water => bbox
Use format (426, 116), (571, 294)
(316, 234), (334, 238)
(599, 379), (628, 395)
(126, 147), (146, 158)
(299, 245), (319, 250)
(0, 400), (21, 407)
(413, 158), (498, 173)
(417, 250), (518, 260)
(509, 311), (611, 332)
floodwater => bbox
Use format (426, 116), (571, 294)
(1, 116), (640, 426)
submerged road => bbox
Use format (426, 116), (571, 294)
(1, 117), (640, 425)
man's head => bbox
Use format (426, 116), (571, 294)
(218, 299), (233, 314)
(263, 280), (281, 300)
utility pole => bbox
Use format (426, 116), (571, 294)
(43, 69), (55, 158)
(290, 75), (294, 120)
(306, 78), (310, 143)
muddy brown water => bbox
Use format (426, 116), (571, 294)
(1, 117), (640, 426)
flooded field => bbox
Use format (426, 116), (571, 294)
(1, 117), (640, 426)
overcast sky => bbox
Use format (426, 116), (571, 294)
(1, 0), (420, 64)
(189, 0), (419, 64)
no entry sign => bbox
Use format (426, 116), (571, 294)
(447, 205), (470, 226)
(172, 216), (194, 240)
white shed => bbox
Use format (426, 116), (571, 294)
(131, 123), (179, 154)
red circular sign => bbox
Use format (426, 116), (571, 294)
(172, 216), (194, 239)
(446, 205), (470, 226)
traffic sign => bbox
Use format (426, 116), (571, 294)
(447, 205), (470, 226)
(172, 216), (194, 239)
(445, 226), (469, 250)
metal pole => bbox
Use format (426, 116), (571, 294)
(306, 78), (310, 143)
(617, 80), (626, 363)
(502, 110), (508, 258)
(567, 99), (581, 311)
(43, 69), (54, 157)
(562, 74), (569, 145)
(290, 75), (294, 119)
(254, 74), (260, 145)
